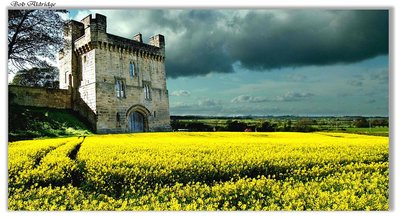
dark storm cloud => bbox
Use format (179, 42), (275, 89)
(161, 10), (235, 77)
(163, 10), (388, 77)
(227, 10), (388, 71)
(82, 9), (388, 78)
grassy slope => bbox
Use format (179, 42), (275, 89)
(8, 105), (92, 141)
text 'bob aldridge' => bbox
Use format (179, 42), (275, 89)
(10, 1), (56, 8)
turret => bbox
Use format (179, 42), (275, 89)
(149, 34), (165, 49)
(133, 33), (143, 43)
(81, 13), (106, 32)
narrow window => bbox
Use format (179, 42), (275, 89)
(115, 79), (126, 98)
(120, 80), (124, 97)
(115, 80), (120, 98)
(153, 111), (156, 117)
(143, 83), (151, 100)
(83, 55), (87, 62)
(129, 62), (135, 78)
(121, 81), (125, 98)
(116, 112), (121, 127)
(148, 85), (151, 99)
(143, 84), (147, 98)
(68, 74), (72, 86)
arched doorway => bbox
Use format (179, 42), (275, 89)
(128, 111), (144, 132)
(126, 104), (150, 132)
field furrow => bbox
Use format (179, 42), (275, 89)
(8, 138), (73, 187)
(8, 132), (389, 210)
(9, 137), (84, 192)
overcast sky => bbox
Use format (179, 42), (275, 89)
(70, 9), (389, 116)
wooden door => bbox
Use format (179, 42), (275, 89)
(129, 111), (144, 132)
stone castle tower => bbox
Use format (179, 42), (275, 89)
(59, 13), (171, 133)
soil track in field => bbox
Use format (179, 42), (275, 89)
(70, 137), (86, 187)
(69, 136), (86, 160)
(34, 142), (68, 168)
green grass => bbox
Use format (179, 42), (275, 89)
(9, 105), (92, 141)
(338, 127), (389, 137)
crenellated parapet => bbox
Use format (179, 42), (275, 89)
(71, 13), (165, 62)
(74, 40), (165, 62)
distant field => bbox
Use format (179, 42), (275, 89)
(8, 132), (388, 210)
(340, 127), (389, 137)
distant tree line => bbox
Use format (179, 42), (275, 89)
(171, 118), (318, 132)
(353, 117), (388, 128)
(171, 117), (388, 132)
(171, 121), (214, 132)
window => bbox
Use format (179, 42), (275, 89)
(64, 71), (68, 84)
(116, 112), (121, 127)
(153, 111), (156, 117)
(129, 62), (135, 78)
(68, 74), (72, 86)
(115, 78), (126, 98)
(144, 83), (151, 100)
(83, 55), (87, 62)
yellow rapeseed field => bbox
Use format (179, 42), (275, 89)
(8, 132), (388, 210)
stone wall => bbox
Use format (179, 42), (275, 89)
(72, 95), (97, 131)
(9, 85), (72, 109)
(79, 49), (97, 112)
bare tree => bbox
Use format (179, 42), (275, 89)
(8, 10), (67, 72)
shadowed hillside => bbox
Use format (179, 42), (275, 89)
(9, 105), (92, 141)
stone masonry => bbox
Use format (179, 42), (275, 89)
(58, 13), (171, 133)
(9, 85), (72, 109)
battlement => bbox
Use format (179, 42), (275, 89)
(149, 34), (165, 49)
(80, 13), (107, 32)
(66, 13), (166, 59)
